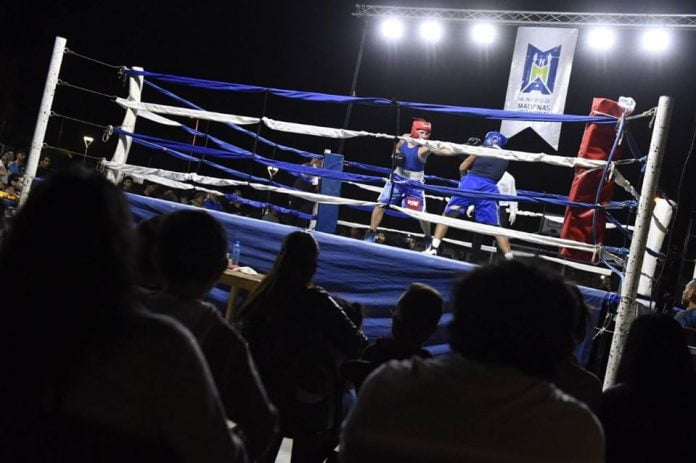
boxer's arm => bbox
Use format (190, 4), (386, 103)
(459, 155), (476, 174)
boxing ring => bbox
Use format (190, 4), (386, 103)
(23, 37), (673, 381)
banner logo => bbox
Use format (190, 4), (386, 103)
(521, 45), (561, 95)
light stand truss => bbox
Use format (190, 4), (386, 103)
(354, 5), (696, 30)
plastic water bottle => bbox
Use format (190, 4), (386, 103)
(230, 240), (241, 266)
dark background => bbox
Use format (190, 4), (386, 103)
(1, 0), (695, 302)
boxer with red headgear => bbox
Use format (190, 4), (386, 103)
(365, 118), (458, 246)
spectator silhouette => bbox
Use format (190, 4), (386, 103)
(601, 313), (696, 463)
(0, 169), (246, 463)
(239, 231), (367, 463)
(341, 260), (604, 462)
(134, 214), (166, 295)
(551, 284), (602, 415)
(146, 209), (278, 461)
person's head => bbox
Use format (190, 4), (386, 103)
(0, 167), (135, 316)
(1, 150), (14, 165)
(155, 210), (228, 297)
(616, 313), (696, 389)
(39, 156), (51, 169)
(120, 175), (134, 191)
(375, 231), (387, 244)
(682, 279), (696, 308)
(410, 118), (431, 139)
(192, 192), (206, 207)
(393, 283), (444, 346)
(273, 231), (319, 287)
(483, 131), (508, 148)
(15, 151), (26, 163)
(143, 181), (160, 197)
(7, 173), (22, 192)
(309, 156), (323, 169)
(448, 260), (576, 380)
(159, 189), (179, 203)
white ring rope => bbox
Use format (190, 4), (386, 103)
(104, 160), (616, 260)
(115, 98), (638, 171)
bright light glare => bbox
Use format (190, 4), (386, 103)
(471, 23), (496, 45)
(419, 20), (443, 43)
(587, 27), (616, 51)
(380, 18), (404, 40)
(642, 28), (671, 53)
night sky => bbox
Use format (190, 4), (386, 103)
(2, 0), (696, 295)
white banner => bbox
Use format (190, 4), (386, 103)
(501, 27), (578, 150)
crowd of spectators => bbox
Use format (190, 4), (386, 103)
(1, 166), (695, 463)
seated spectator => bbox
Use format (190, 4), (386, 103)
(551, 284), (602, 415)
(0, 168), (246, 462)
(601, 313), (696, 462)
(0, 150), (13, 186)
(202, 193), (224, 211)
(146, 210), (278, 461)
(192, 191), (207, 208)
(8, 150), (26, 175)
(159, 189), (180, 203)
(4, 173), (22, 199)
(363, 283), (442, 366)
(142, 181), (161, 198)
(239, 231), (367, 463)
(344, 283), (442, 394)
(341, 260), (603, 462)
(226, 189), (249, 216)
(36, 155), (52, 178)
(675, 279), (696, 329)
(119, 175), (135, 192)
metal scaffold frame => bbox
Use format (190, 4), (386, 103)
(354, 4), (696, 30)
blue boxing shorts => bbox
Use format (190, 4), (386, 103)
(377, 174), (426, 212)
(444, 174), (500, 226)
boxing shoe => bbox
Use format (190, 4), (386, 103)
(364, 230), (376, 242)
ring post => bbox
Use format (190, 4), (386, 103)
(108, 66), (144, 182)
(603, 96), (673, 388)
(21, 36), (67, 205)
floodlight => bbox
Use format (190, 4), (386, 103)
(83, 135), (94, 149)
(380, 18), (404, 40)
(641, 28), (671, 52)
(419, 20), (443, 43)
(471, 22), (496, 45)
(587, 27), (617, 51)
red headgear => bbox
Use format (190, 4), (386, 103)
(411, 118), (431, 138)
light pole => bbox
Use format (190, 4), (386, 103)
(82, 135), (94, 165)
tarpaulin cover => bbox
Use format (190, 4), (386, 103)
(561, 98), (626, 262)
(127, 193), (616, 365)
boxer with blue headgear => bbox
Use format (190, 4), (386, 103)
(424, 131), (513, 260)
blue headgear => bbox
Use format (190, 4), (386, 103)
(483, 131), (507, 148)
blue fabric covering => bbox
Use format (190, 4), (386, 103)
(126, 193), (616, 366)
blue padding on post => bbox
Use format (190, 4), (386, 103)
(316, 152), (343, 233)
